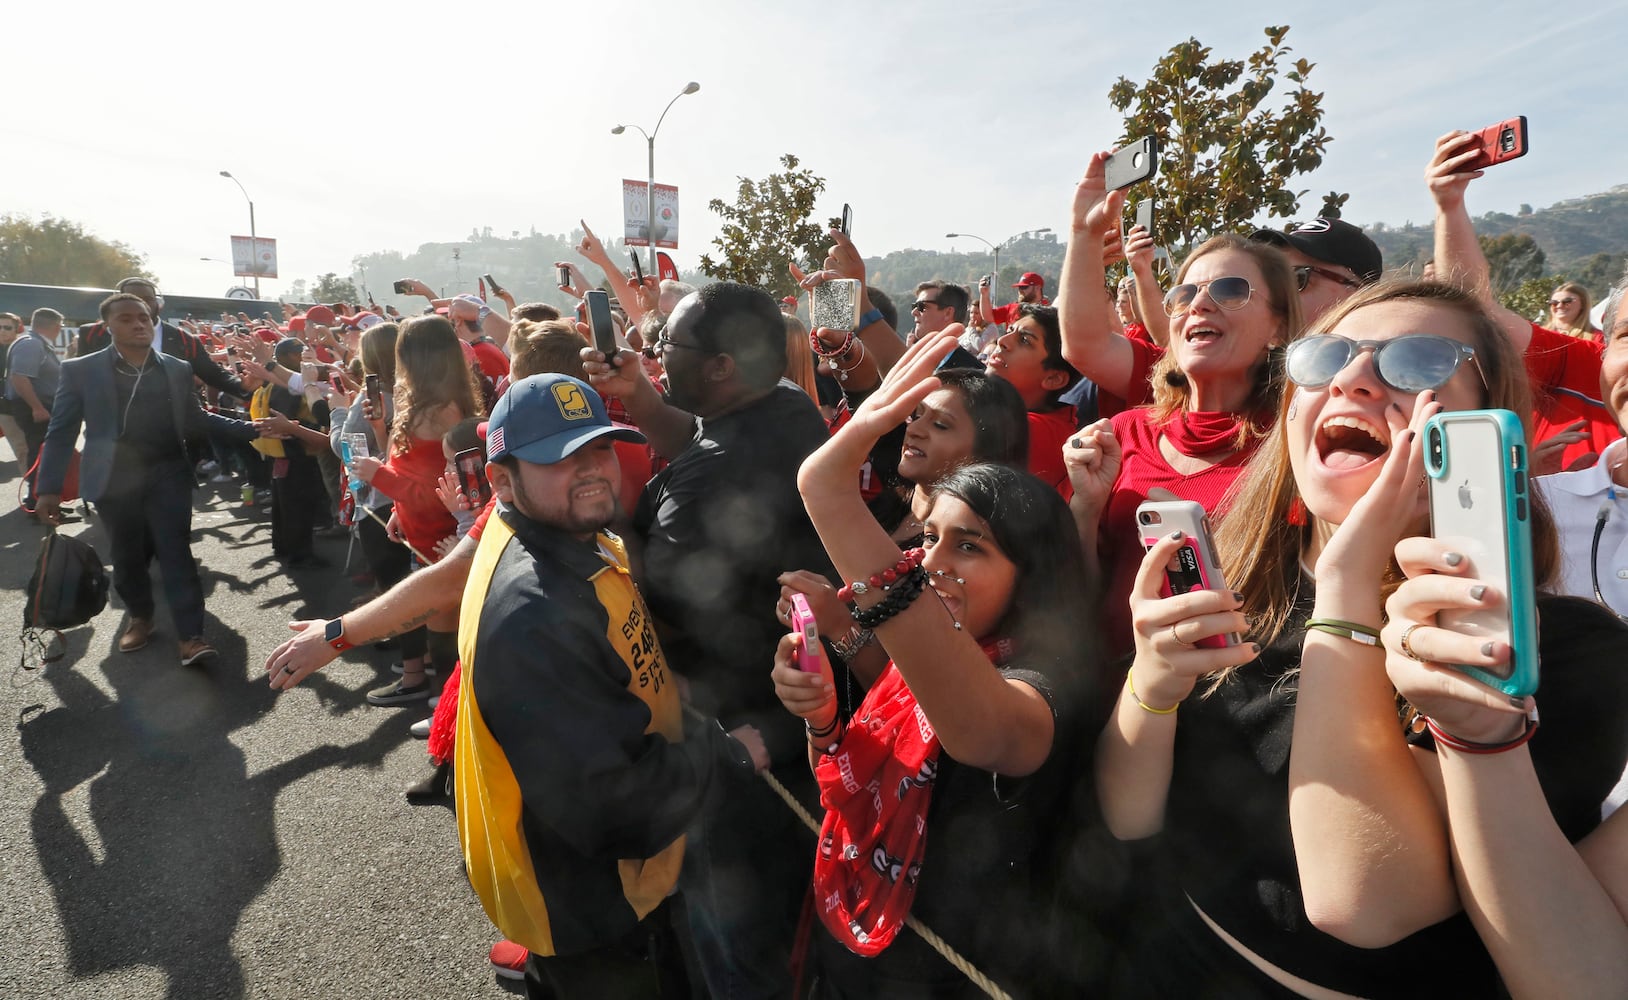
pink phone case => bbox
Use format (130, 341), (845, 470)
(789, 594), (821, 672)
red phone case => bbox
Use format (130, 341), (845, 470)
(1463, 117), (1528, 171)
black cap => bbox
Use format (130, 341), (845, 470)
(1249, 218), (1384, 285)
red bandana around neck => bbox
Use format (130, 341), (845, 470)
(811, 638), (1010, 956)
(1162, 409), (1264, 458)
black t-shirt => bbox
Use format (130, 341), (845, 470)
(634, 383), (835, 767)
(817, 658), (1096, 999)
(1126, 590), (1628, 998)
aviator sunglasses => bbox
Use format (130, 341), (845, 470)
(1285, 334), (1485, 393)
(1162, 276), (1255, 317)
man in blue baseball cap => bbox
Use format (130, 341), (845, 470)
(456, 372), (768, 999)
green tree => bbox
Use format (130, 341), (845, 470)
(309, 272), (361, 303)
(1479, 233), (1545, 297)
(0, 214), (154, 286)
(1108, 26), (1347, 254)
(1568, 251), (1628, 300)
(699, 154), (830, 299)
(1500, 273), (1565, 324)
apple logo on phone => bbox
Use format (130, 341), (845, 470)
(1458, 479), (1474, 510)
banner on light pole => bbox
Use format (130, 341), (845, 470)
(622, 180), (679, 249)
(230, 236), (279, 279)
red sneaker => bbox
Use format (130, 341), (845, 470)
(488, 939), (527, 981)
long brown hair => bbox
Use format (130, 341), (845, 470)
(781, 314), (820, 402)
(391, 316), (482, 455)
(1148, 234), (1304, 449)
(1216, 279), (1559, 653)
(359, 322), (399, 386)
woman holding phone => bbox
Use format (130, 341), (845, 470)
(350, 315), (482, 707)
(771, 331), (1098, 998)
(1058, 150), (1302, 656)
(1093, 279), (1628, 996)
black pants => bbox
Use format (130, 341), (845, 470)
(356, 504), (426, 660)
(270, 454), (323, 559)
(98, 459), (205, 637)
(523, 898), (690, 1000)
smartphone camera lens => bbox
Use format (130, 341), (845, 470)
(1498, 127), (1515, 153)
(1427, 426), (1444, 464)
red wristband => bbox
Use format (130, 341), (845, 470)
(1425, 710), (1538, 755)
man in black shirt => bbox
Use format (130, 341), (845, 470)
(37, 294), (268, 665)
(588, 282), (833, 999)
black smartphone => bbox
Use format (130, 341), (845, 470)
(629, 251), (646, 284)
(585, 289), (617, 359)
(1134, 199), (1155, 241)
(455, 447), (493, 507)
(482, 272), (503, 296)
(392, 279), (412, 295)
(840, 203), (852, 238)
(1105, 136), (1159, 191)
(1462, 116), (1529, 171)
(364, 373), (384, 417)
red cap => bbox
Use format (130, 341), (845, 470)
(285, 315), (307, 333)
(1013, 272), (1045, 289)
(304, 304), (337, 326)
(780, 296), (798, 306)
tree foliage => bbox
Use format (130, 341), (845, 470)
(1500, 273), (1564, 325)
(699, 154), (830, 299)
(0, 214), (154, 287)
(1108, 26), (1347, 254)
(309, 272), (361, 304)
(1478, 233), (1546, 297)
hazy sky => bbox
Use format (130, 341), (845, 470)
(9, 0), (1625, 299)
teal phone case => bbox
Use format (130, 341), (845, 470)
(1424, 409), (1539, 697)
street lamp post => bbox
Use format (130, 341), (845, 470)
(612, 81), (700, 280)
(219, 170), (259, 299)
(945, 227), (1053, 286)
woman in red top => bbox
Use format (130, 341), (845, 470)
(352, 315), (483, 706)
(1059, 151), (1302, 657)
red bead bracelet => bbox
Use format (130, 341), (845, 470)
(838, 548), (926, 604)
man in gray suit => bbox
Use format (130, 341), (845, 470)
(36, 293), (272, 665)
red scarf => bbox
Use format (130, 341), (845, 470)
(1161, 409), (1269, 458)
(812, 639), (1010, 956)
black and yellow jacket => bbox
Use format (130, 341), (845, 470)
(456, 506), (749, 957)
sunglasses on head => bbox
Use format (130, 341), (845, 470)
(1285, 334), (1484, 393)
(1162, 276), (1255, 316)
(910, 299), (942, 313)
(1293, 265), (1362, 292)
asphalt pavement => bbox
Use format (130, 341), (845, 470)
(0, 438), (523, 1000)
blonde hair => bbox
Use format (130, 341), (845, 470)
(1549, 281), (1596, 337)
(1148, 234), (1303, 449)
(782, 314), (820, 401)
(1215, 279), (1557, 658)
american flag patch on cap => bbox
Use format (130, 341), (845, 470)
(487, 426), (505, 457)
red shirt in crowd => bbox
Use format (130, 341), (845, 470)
(1027, 405), (1078, 497)
(1099, 407), (1261, 660)
(369, 435), (458, 561)
(470, 339), (510, 380)
(988, 295), (1052, 327)
(1524, 323), (1619, 470)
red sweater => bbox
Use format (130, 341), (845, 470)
(1524, 323), (1619, 470)
(1099, 407), (1260, 659)
(371, 436), (457, 561)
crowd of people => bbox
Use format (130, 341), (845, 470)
(5, 125), (1628, 999)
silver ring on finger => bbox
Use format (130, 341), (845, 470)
(1399, 623), (1427, 661)
(1168, 623), (1196, 648)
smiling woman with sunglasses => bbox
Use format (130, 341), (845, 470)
(1059, 151), (1303, 659)
(1546, 281), (1601, 342)
(1094, 279), (1628, 997)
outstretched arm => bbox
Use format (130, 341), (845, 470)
(1057, 152), (1139, 398)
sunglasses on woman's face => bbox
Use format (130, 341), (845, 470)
(1285, 333), (1485, 393)
(1162, 276), (1255, 316)
(1549, 297), (1578, 308)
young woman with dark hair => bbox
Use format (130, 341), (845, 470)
(772, 331), (1098, 998)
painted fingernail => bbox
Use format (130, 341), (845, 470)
(1232, 591), (1245, 603)
(1443, 551), (1464, 567)
(1169, 530), (1185, 541)
(1469, 585), (1487, 601)
(1480, 641), (1495, 657)
(1250, 643), (1262, 654)
(1508, 695), (1528, 709)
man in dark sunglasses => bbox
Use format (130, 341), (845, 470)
(1249, 217), (1383, 325)
(906, 280), (969, 345)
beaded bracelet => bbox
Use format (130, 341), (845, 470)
(1425, 710), (1539, 755)
(837, 547), (925, 603)
(810, 328), (856, 359)
(1305, 617), (1382, 647)
(851, 566), (929, 629)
